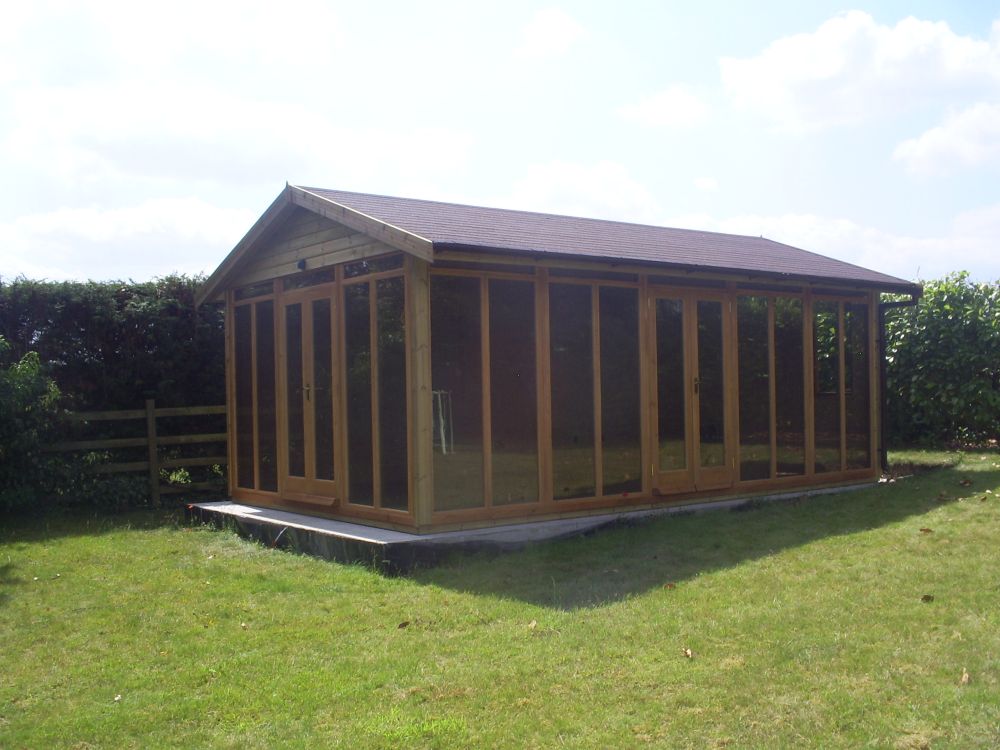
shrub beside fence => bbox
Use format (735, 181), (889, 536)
(45, 400), (227, 506)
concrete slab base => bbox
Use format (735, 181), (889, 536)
(187, 482), (872, 573)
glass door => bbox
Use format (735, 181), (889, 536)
(281, 287), (339, 503)
(652, 292), (733, 494)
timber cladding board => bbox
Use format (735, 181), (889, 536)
(230, 210), (399, 288)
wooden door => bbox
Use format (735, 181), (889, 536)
(652, 292), (734, 494)
(281, 287), (339, 503)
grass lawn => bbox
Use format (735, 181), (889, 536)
(2, 451), (999, 748)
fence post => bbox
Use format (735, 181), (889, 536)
(145, 398), (161, 507)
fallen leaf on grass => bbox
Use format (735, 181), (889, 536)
(240, 622), (248, 630)
(682, 648), (693, 659)
(959, 478), (973, 487)
(397, 621), (410, 629)
(664, 582), (676, 589)
(921, 594), (935, 603)
(528, 620), (537, 630)
(960, 668), (970, 685)
(919, 528), (933, 534)
(114, 695), (122, 702)
(935, 492), (949, 502)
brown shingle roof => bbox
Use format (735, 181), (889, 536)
(299, 187), (917, 292)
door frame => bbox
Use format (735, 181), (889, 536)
(648, 288), (735, 495)
(278, 283), (341, 505)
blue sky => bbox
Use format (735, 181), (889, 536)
(1, 1), (998, 283)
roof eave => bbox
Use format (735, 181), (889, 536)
(432, 243), (922, 295)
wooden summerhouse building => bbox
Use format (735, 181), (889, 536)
(198, 185), (921, 532)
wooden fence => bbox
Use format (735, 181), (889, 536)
(46, 399), (227, 505)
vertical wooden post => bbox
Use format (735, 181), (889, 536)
(146, 398), (161, 507)
(407, 258), (434, 528)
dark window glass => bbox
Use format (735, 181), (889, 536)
(814, 300), (841, 473)
(344, 254), (404, 278)
(234, 305), (254, 488)
(431, 276), (484, 511)
(600, 286), (642, 494)
(345, 283), (374, 505)
(235, 281), (273, 301)
(255, 300), (277, 492)
(697, 300), (726, 468)
(284, 268), (335, 290)
(377, 277), (408, 511)
(774, 298), (805, 475)
(312, 298), (335, 482)
(656, 298), (686, 471)
(489, 279), (538, 505)
(550, 284), (596, 499)
(845, 303), (870, 469)
(285, 303), (305, 478)
(738, 296), (771, 480)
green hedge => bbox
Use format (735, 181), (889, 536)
(885, 272), (1000, 445)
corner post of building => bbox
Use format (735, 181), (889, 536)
(407, 256), (435, 528)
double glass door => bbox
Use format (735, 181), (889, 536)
(653, 292), (733, 493)
(281, 287), (339, 503)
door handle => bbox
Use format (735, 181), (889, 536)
(304, 383), (311, 401)
(693, 376), (700, 395)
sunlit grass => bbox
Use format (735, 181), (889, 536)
(2, 450), (999, 747)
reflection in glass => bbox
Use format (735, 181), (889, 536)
(814, 300), (841, 473)
(774, 298), (805, 475)
(255, 300), (277, 492)
(431, 276), (484, 510)
(697, 300), (726, 468)
(845, 303), (870, 469)
(377, 277), (408, 511)
(738, 296), (770, 480)
(285, 303), (305, 477)
(489, 279), (538, 505)
(600, 287), (642, 494)
(344, 282), (374, 505)
(550, 284), (595, 499)
(234, 304), (254, 488)
(656, 298), (686, 471)
(312, 298), (335, 482)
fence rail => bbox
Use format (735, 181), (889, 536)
(45, 399), (228, 505)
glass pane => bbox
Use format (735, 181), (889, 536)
(255, 301), (278, 492)
(774, 298), (805, 475)
(845, 303), (870, 469)
(284, 268), (335, 290)
(814, 300), (841, 473)
(738, 296), (771, 480)
(550, 284), (595, 500)
(285, 303), (305, 478)
(431, 276), (484, 511)
(344, 254), (404, 278)
(600, 287), (642, 495)
(234, 305), (254, 488)
(656, 298), (686, 471)
(344, 283), (374, 505)
(489, 279), (538, 505)
(377, 277), (408, 511)
(697, 300), (725, 468)
(312, 298), (335, 482)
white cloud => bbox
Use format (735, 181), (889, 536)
(514, 8), (587, 60)
(499, 161), (661, 224)
(694, 177), (718, 192)
(618, 86), (710, 128)
(721, 11), (1000, 131)
(3, 83), (475, 188)
(667, 208), (1000, 282)
(894, 101), (1000, 173)
(0, 199), (256, 280)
